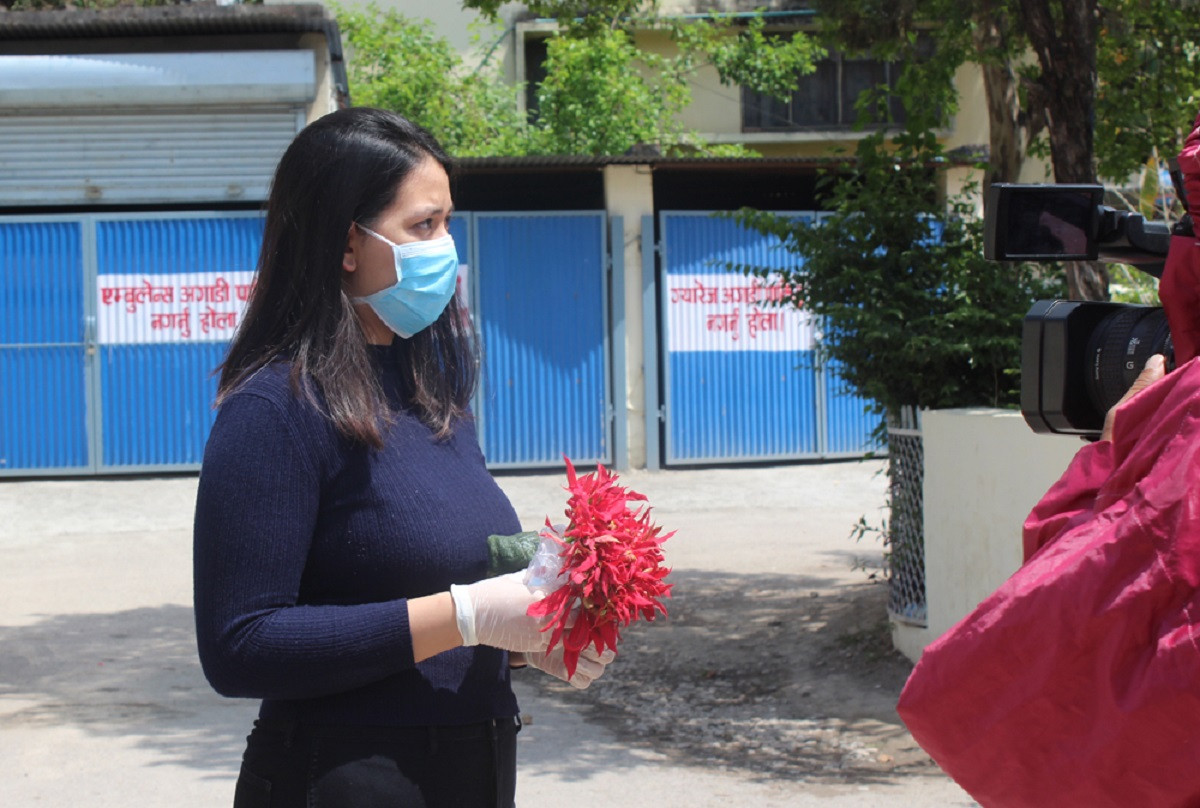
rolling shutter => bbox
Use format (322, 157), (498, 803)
(0, 51), (313, 206)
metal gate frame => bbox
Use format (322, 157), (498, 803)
(0, 210), (264, 477)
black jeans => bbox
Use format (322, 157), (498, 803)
(232, 717), (520, 808)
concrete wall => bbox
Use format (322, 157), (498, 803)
(892, 408), (1082, 662)
(299, 31), (342, 123)
(602, 165), (655, 469)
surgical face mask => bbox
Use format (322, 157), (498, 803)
(353, 225), (459, 339)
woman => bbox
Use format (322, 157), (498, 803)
(193, 107), (609, 808)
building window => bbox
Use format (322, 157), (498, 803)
(742, 50), (908, 132)
(523, 35), (550, 117)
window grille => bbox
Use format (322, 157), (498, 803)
(741, 50), (906, 132)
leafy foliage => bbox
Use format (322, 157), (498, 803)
(335, 4), (530, 157)
(672, 14), (825, 103)
(812, 0), (1200, 300)
(466, 0), (640, 27)
(455, 0), (823, 156)
(1095, 1), (1200, 183)
(818, 0), (1200, 190)
(530, 25), (694, 155)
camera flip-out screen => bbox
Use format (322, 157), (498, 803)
(985, 184), (1105, 261)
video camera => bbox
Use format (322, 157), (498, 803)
(986, 182), (1189, 437)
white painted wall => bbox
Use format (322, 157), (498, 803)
(892, 408), (1082, 662)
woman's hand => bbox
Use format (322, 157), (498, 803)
(513, 645), (616, 690)
(1101, 354), (1167, 442)
(450, 572), (554, 652)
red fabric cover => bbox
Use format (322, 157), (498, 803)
(1159, 235), (1200, 367)
(896, 113), (1200, 807)
(898, 357), (1200, 806)
(1162, 109), (1200, 367)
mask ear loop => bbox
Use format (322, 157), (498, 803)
(355, 222), (398, 248)
(345, 223), (391, 305)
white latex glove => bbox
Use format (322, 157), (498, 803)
(518, 645), (617, 690)
(450, 571), (552, 652)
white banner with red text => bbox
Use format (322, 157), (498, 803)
(665, 273), (814, 352)
(97, 272), (256, 344)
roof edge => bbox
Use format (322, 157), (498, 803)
(0, 3), (335, 39)
(453, 152), (983, 171)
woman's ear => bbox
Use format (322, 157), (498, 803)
(342, 224), (360, 275)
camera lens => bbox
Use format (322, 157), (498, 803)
(1084, 306), (1175, 415)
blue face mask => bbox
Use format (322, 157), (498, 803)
(353, 225), (460, 339)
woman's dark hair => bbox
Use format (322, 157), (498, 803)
(217, 107), (477, 446)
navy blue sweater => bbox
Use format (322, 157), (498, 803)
(193, 345), (521, 727)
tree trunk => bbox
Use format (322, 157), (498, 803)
(981, 60), (1022, 189)
(1065, 260), (1110, 300)
(1018, 0), (1108, 299)
(973, 5), (1024, 200)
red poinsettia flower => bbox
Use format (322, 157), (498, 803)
(527, 457), (673, 678)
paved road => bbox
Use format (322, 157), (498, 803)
(0, 462), (975, 806)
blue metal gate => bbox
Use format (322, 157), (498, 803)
(0, 210), (611, 476)
(470, 212), (611, 468)
(0, 213), (263, 476)
(656, 211), (878, 465)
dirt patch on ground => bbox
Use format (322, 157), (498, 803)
(524, 571), (939, 785)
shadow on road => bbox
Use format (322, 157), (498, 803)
(0, 605), (253, 778)
(0, 569), (931, 786)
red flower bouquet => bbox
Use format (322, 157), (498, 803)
(526, 457), (673, 678)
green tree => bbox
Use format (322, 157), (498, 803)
(731, 58), (1061, 609)
(733, 58), (1062, 418)
(815, 0), (1200, 300)
(528, 24), (694, 155)
(339, 2), (819, 157)
(1095, 0), (1200, 185)
(335, 4), (530, 157)
(463, 1), (823, 156)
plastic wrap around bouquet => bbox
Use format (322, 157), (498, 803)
(488, 457), (673, 678)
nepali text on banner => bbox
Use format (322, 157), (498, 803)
(666, 273), (814, 352)
(97, 272), (256, 344)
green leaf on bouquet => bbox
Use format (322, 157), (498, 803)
(486, 531), (541, 577)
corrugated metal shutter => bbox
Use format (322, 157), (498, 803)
(0, 220), (90, 473)
(473, 212), (610, 468)
(658, 211), (879, 465)
(0, 109), (301, 206)
(94, 215), (263, 471)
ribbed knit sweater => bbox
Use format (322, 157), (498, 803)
(193, 344), (521, 727)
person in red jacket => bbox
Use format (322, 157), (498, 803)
(898, 110), (1200, 808)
